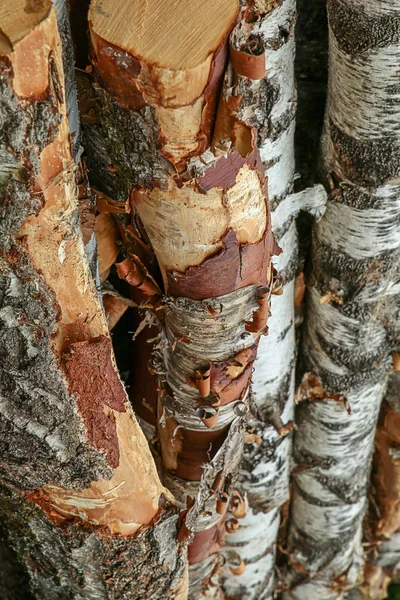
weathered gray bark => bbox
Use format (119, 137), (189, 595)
(0, 3), (187, 598)
(283, 1), (400, 599)
(0, 525), (34, 600)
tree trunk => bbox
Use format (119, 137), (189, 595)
(283, 1), (400, 599)
(83, 0), (280, 596)
(0, 2), (187, 598)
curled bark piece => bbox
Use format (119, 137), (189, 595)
(230, 491), (248, 520)
(195, 365), (212, 399)
(230, 46), (266, 80)
(200, 407), (220, 430)
(226, 519), (240, 534)
(116, 255), (162, 306)
(283, 1), (400, 598)
(217, 492), (230, 516)
(245, 285), (270, 333)
(230, 557), (246, 576)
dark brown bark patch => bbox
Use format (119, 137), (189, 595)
(62, 336), (126, 468)
(197, 147), (264, 192)
(330, 119), (400, 187)
(167, 228), (275, 300)
(116, 255), (162, 305)
(189, 519), (226, 564)
(175, 427), (229, 481)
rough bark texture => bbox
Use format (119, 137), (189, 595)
(283, 1), (400, 599)
(84, 0), (279, 596)
(0, 2), (187, 598)
(0, 525), (34, 600)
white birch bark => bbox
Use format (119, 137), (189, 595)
(220, 4), (296, 596)
(222, 2), (327, 597)
(85, 1), (281, 597)
(283, 1), (400, 598)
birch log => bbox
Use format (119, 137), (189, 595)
(0, 2), (187, 598)
(85, 0), (279, 596)
(221, 2), (326, 598)
(283, 1), (400, 599)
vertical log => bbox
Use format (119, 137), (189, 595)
(221, 2), (297, 597)
(86, 0), (278, 596)
(0, 2), (187, 597)
(283, 1), (400, 599)
(220, 2), (326, 598)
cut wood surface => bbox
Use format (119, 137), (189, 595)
(89, 0), (239, 167)
(89, 0), (238, 69)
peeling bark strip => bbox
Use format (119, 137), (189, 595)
(364, 372), (400, 600)
(87, 0), (277, 596)
(0, 2), (187, 597)
(374, 372), (400, 539)
(283, 2), (400, 599)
